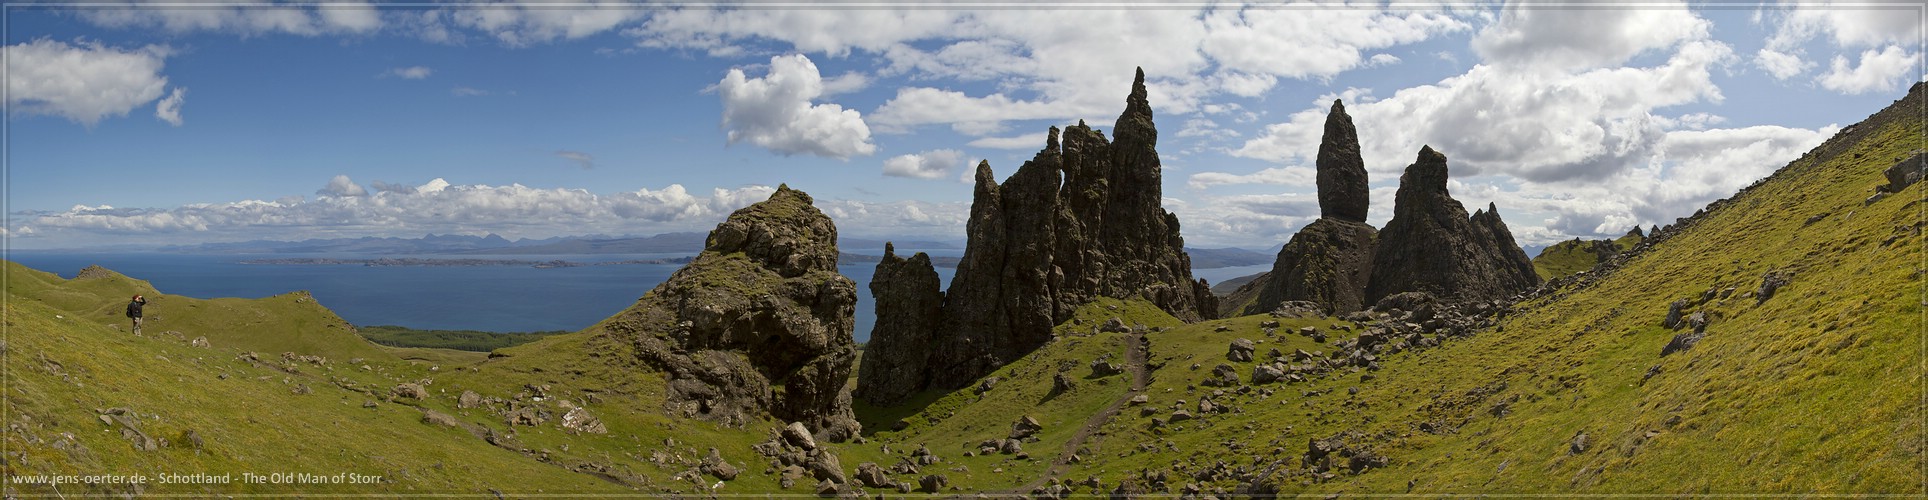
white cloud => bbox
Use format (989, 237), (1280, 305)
(384, 66), (433, 79)
(79, 4), (383, 37)
(1367, 53), (1401, 67)
(4, 39), (172, 126)
(556, 150), (595, 169)
(716, 54), (877, 159)
(882, 149), (968, 180)
(1236, 38), (1736, 184)
(1186, 166), (1315, 190)
(1754, 48), (1812, 80)
(967, 133), (1050, 150)
(815, 199), (969, 239)
(820, 71), (870, 96)
(1472, 2), (1708, 71)
(1818, 45), (1919, 95)
(154, 87), (187, 126)
(448, 2), (644, 47)
(18, 177), (786, 244)
(318, 175), (369, 197)
(635, 6), (1464, 135)
(1764, 4), (1923, 51)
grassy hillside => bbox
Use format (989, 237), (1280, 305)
(4, 83), (1920, 496)
(859, 85), (1924, 494)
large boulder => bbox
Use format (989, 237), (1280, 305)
(592, 186), (860, 441)
(853, 243), (944, 405)
(1367, 147), (1540, 304)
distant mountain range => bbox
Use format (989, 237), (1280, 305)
(156, 233), (964, 256)
(154, 233), (1270, 269)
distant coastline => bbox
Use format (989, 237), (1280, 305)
(237, 257), (694, 268)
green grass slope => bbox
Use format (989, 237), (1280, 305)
(856, 85), (1923, 495)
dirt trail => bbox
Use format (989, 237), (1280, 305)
(1011, 331), (1152, 493)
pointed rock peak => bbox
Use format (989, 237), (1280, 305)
(1330, 98), (1346, 114)
(1402, 146), (1451, 194)
(884, 241), (896, 258)
(974, 160), (997, 187)
(1316, 96), (1368, 222)
(1488, 202), (1499, 214)
(1122, 68), (1151, 119)
(777, 183), (791, 191)
(1627, 226), (1645, 238)
(1418, 145), (1445, 163)
(1047, 126), (1061, 151)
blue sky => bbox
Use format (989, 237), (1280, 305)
(5, 2), (1923, 251)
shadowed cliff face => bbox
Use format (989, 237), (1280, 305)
(1366, 147), (1540, 304)
(859, 68), (1219, 402)
(1244, 104), (1540, 316)
(593, 185), (861, 440)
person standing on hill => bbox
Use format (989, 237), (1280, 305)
(126, 295), (147, 334)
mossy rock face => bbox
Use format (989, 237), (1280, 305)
(1247, 218), (1377, 316)
(596, 186), (862, 441)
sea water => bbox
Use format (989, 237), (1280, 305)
(6, 250), (959, 342)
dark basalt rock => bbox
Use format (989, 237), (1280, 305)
(1245, 218), (1377, 316)
(1317, 100), (1370, 222)
(1367, 147), (1541, 304)
(867, 68), (1218, 394)
(592, 185), (860, 441)
(853, 244), (943, 405)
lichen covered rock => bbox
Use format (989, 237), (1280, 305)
(591, 185), (860, 441)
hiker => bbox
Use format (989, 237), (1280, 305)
(126, 294), (147, 334)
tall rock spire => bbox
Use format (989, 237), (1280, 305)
(1316, 99), (1369, 222)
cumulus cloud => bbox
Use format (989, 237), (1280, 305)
(1753, 48), (1812, 80)
(882, 149), (968, 180)
(1818, 46), (1919, 95)
(79, 3), (382, 36)
(716, 54), (877, 159)
(556, 150), (595, 169)
(318, 174), (368, 197)
(636, 7), (1463, 136)
(1472, 2), (1708, 71)
(967, 133), (1050, 150)
(1236, 37), (1736, 184)
(1186, 166), (1315, 190)
(154, 87), (187, 126)
(4, 39), (173, 126)
(444, 2), (643, 47)
(18, 177), (786, 244)
(383, 66), (433, 79)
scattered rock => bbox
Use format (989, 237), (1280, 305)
(1252, 363), (1284, 384)
(918, 474), (949, 493)
(1880, 150), (1926, 193)
(1661, 330), (1705, 356)
(1227, 338), (1256, 362)
(420, 409), (462, 428)
(1569, 431), (1590, 455)
(559, 406), (607, 434)
(1010, 415), (1043, 440)
(392, 383), (427, 400)
(1100, 317), (1131, 333)
(701, 448), (740, 481)
(1052, 372), (1076, 394)
(782, 421), (818, 451)
(1757, 270), (1793, 305)
(853, 462), (892, 489)
(457, 390), (482, 409)
(189, 336), (209, 348)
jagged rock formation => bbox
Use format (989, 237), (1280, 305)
(593, 185), (860, 441)
(1316, 100), (1370, 222)
(1367, 147), (1540, 304)
(852, 244), (944, 405)
(859, 68), (1217, 400)
(1243, 100), (1378, 316)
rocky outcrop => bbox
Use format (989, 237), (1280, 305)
(1316, 100), (1369, 222)
(1245, 218), (1377, 316)
(1367, 147), (1541, 304)
(861, 68), (1217, 397)
(853, 244), (944, 405)
(594, 185), (860, 441)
